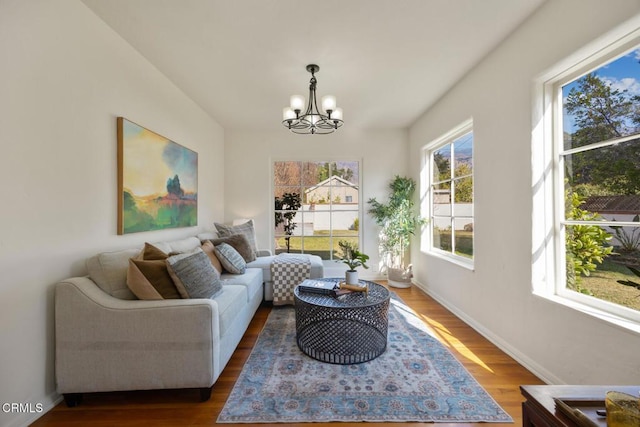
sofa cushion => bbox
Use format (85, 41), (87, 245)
(220, 268), (263, 302)
(166, 248), (223, 299)
(209, 234), (256, 263)
(201, 241), (223, 273)
(87, 248), (140, 300)
(215, 220), (258, 255)
(126, 244), (181, 300)
(152, 236), (201, 255)
(214, 243), (246, 274)
(213, 285), (248, 336)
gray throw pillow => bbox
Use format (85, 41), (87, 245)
(166, 248), (223, 299)
(213, 243), (246, 274)
(209, 234), (256, 262)
(214, 220), (258, 255)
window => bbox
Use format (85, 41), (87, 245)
(273, 161), (360, 260)
(425, 120), (474, 265)
(535, 24), (640, 329)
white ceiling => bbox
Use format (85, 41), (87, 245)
(82, 0), (546, 131)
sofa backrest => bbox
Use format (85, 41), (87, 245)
(86, 236), (202, 300)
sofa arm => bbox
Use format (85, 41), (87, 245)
(55, 277), (220, 394)
(256, 249), (272, 257)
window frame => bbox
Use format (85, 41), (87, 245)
(533, 18), (640, 333)
(423, 119), (474, 269)
(271, 159), (362, 261)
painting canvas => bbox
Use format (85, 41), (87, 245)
(117, 117), (197, 234)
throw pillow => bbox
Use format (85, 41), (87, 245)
(201, 241), (223, 273)
(214, 220), (258, 256)
(209, 234), (256, 263)
(213, 243), (247, 274)
(166, 248), (223, 299)
(126, 243), (181, 300)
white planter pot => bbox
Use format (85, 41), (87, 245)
(387, 266), (412, 288)
(345, 270), (359, 285)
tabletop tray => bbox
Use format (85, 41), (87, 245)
(554, 398), (607, 427)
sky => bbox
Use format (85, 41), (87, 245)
(562, 47), (640, 134)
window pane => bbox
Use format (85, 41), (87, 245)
(303, 161), (323, 186)
(562, 48), (640, 151)
(564, 136), (640, 219)
(432, 217), (451, 252)
(274, 160), (360, 260)
(301, 236), (333, 260)
(565, 225), (639, 311)
(274, 161), (301, 186)
(453, 176), (473, 205)
(455, 221), (474, 259)
(432, 183), (451, 216)
(433, 144), (451, 183)
(454, 132), (473, 178)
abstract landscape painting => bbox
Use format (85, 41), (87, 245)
(117, 117), (197, 234)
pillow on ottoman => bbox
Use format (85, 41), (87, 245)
(213, 243), (246, 274)
(166, 248), (223, 299)
(126, 243), (181, 300)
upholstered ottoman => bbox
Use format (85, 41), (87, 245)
(246, 254), (324, 301)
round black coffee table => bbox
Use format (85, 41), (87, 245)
(294, 278), (390, 364)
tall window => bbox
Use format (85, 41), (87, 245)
(426, 121), (474, 264)
(273, 161), (360, 260)
(554, 42), (640, 319)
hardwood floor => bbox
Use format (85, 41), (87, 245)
(32, 283), (544, 426)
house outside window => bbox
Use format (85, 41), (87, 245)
(273, 161), (360, 260)
(534, 27), (640, 329)
(424, 120), (474, 266)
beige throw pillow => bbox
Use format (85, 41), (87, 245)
(126, 243), (181, 300)
(201, 241), (223, 273)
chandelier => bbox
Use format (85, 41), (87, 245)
(282, 64), (343, 135)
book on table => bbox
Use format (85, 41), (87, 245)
(298, 279), (337, 295)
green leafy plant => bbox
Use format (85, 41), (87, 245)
(367, 176), (426, 271)
(565, 190), (613, 291)
(337, 240), (369, 271)
(274, 192), (302, 253)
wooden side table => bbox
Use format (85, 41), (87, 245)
(520, 385), (640, 427)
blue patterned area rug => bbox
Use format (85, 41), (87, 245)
(217, 295), (513, 423)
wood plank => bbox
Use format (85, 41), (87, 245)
(32, 282), (544, 426)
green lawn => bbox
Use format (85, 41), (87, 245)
(275, 230), (358, 259)
(578, 258), (640, 311)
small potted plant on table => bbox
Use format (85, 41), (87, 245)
(337, 240), (369, 285)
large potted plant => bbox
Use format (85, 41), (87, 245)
(337, 240), (369, 285)
(367, 175), (425, 288)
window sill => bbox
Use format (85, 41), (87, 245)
(532, 290), (640, 335)
(426, 249), (475, 271)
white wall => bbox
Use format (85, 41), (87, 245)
(0, 1), (224, 426)
(409, 0), (640, 385)
(224, 128), (408, 278)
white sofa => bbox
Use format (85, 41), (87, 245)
(55, 236), (264, 406)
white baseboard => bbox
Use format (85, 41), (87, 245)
(412, 279), (564, 385)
